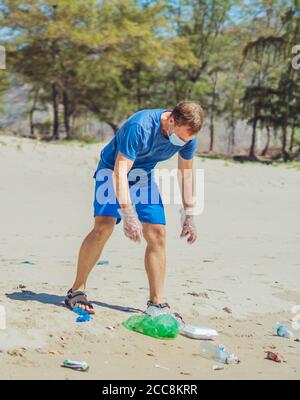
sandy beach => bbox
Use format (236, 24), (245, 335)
(0, 135), (299, 380)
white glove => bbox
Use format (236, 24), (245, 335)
(180, 208), (197, 244)
(118, 207), (143, 243)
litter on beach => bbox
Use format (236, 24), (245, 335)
(200, 342), (240, 364)
(179, 324), (218, 340)
(274, 323), (293, 339)
(154, 364), (169, 370)
(61, 360), (89, 372)
(97, 260), (109, 266)
(18, 261), (35, 265)
(72, 307), (92, 323)
(265, 351), (282, 363)
(122, 314), (179, 339)
(213, 365), (225, 371)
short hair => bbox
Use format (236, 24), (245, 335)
(171, 101), (205, 134)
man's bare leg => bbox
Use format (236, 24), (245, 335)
(142, 223), (170, 311)
(70, 216), (116, 312)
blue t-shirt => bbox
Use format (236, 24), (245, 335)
(97, 109), (198, 174)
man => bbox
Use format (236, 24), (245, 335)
(65, 101), (204, 318)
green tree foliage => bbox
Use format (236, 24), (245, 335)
(242, 0), (300, 160)
(0, 0), (299, 161)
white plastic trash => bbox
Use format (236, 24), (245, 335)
(179, 324), (218, 340)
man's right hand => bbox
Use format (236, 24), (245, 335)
(118, 207), (143, 242)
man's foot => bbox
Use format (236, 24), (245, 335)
(144, 300), (185, 327)
(64, 288), (95, 314)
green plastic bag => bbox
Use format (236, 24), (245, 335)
(122, 313), (179, 339)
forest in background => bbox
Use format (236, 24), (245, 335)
(0, 0), (299, 161)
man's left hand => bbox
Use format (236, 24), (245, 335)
(180, 210), (197, 244)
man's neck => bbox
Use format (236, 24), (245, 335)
(160, 111), (172, 137)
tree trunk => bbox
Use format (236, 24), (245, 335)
(29, 110), (34, 138)
(280, 63), (293, 162)
(209, 111), (214, 152)
(63, 91), (72, 140)
(52, 83), (59, 140)
(289, 123), (296, 152)
(29, 89), (39, 138)
(249, 117), (257, 159)
(282, 124), (289, 162)
(70, 114), (76, 137)
(107, 121), (119, 134)
(228, 112), (236, 155)
(209, 72), (218, 153)
(261, 126), (271, 156)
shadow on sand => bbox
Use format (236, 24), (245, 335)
(6, 291), (142, 314)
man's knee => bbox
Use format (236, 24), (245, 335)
(144, 224), (166, 247)
(92, 216), (115, 240)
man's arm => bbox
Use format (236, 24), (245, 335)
(113, 151), (143, 242)
(113, 151), (134, 209)
(177, 154), (197, 244)
(177, 154), (195, 210)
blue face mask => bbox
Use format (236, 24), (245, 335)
(167, 125), (186, 147)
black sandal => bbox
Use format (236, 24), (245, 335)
(64, 288), (95, 315)
(146, 300), (170, 309)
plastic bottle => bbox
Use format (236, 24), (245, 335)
(145, 305), (167, 318)
(145, 306), (185, 330)
(199, 342), (239, 364)
(62, 360), (89, 371)
(274, 323), (293, 338)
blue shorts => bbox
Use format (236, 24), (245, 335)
(93, 167), (166, 225)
